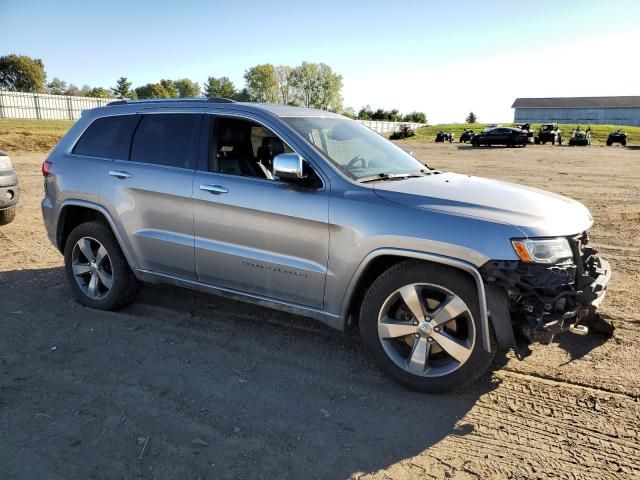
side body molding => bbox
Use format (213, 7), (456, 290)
(340, 248), (493, 352)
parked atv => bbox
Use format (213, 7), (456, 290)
(459, 129), (475, 143)
(389, 124), (416, 140)
(568, 127), (591, 146)
(607, 129), (627, 146)
(514, 123), (534, 143)
(435, 131), (454, 143)
(534, 123), (562, 145)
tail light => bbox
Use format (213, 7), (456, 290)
(42, 160), (53, 177)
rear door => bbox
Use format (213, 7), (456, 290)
(491, 128), (509, 145)
(100, 112), (202, 279)
(192, 114), (330, 308)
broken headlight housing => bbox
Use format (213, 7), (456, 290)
(511, 237), (573, 264)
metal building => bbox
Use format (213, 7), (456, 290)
(512, 96), (640, 126)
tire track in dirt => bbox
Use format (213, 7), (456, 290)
(361, 371), (640, 480)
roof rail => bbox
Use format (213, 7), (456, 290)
(107, 97), (236, 106)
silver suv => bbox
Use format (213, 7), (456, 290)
(41, 99), (611, 392)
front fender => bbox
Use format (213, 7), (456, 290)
(339, 248), (493, 352)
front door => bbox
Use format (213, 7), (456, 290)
(192, 115), (330, 308)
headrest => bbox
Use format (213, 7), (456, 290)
(259, 137), (285, 156)
(218, 124), (246, 147)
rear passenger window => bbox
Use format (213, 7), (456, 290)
(73, 115), (138, 159)
(130, 114), (201, 169)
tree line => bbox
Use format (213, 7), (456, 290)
(353, 105), (427, 123)
(0, 53), (427, 123)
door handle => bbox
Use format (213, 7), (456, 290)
(109, 170), (131, 179)
(200, 184), (228, 194)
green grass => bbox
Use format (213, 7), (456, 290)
(408, 122), (640, 145)
(0, 118), (74, 153)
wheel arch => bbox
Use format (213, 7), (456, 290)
(340, 248), (493, 352)
(56, 200), (137, 270)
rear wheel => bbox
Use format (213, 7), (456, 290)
(0, 206), (16, 226)
(359, 260), (495, 392)
(621, 139), (627, 146)
(64, 221), (140, 310)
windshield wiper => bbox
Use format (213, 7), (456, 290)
(358, 171), (429, 184)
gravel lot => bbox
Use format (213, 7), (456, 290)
(1, 143), (639, 479)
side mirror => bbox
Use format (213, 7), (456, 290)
(273, 153), (305, 181)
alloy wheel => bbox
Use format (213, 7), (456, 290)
(377, 283), (475, 377)
(71, 236), (113, 300)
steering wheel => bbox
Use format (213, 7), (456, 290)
(347, 155), (367, 170)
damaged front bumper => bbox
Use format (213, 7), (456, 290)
(481, 232), (612, 358)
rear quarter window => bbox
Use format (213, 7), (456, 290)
(73, 115), (139, 159)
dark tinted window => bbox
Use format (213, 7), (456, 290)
(73, 115), (139, 159)
(130, 114), (201, 168)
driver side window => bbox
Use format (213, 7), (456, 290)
(208, 117), (293, 180)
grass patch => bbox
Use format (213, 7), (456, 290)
(410, 122), (640, 145)
(0, 119), (74, 154)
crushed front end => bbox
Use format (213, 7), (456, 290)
(481, 232), (612, 358)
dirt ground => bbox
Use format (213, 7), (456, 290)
(1, 143), (639, 480)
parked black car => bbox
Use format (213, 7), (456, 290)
(459, 129), (475, 143)
(435, 131), (454, 143)
(0, 151), (19, 225)
(607, 129), (627, 146)
(471, 127), (529, 147)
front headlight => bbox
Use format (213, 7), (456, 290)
(0, 155), (12, 172)
(511, 237), (573, 264)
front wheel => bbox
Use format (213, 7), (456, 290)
(359, 260), (495, 392)
(64, 221), (140, 310)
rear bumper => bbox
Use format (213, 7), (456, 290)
(0, 171), (19, 209)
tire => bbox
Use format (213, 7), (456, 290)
(0, 206), (16, 226)
(606, 140), (612, 146)
(557, 136), (563, 146)
(359, 260), (496, 393)
(621, 140), (626, 146)
(64, 221), (140, 310)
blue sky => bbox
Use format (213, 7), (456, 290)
(2, 0), (639, 122)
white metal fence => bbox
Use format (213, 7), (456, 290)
(0, 90), (428, 133)
(359, 120), (426, 133)
(0, 90), (116, 120)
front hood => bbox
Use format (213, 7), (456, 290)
(373, 172), (593, 237)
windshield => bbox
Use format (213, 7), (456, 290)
(283, 117), (426, 180)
